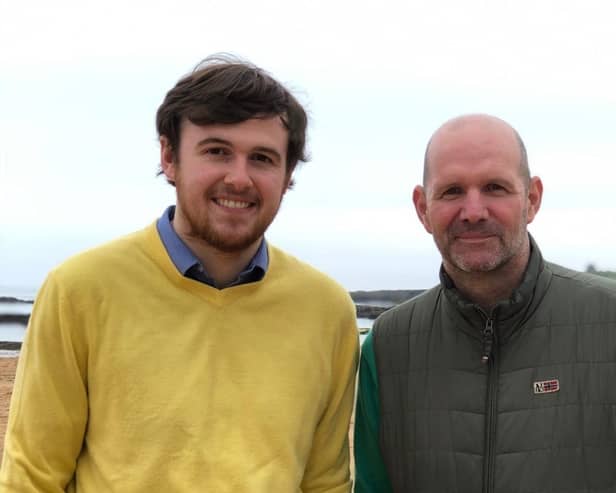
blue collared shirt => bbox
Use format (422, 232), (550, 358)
(156, 206), (268, 289)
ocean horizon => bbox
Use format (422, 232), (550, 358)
(0, 286), (37, 301)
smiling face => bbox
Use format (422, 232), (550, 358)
(161, 117), (291, 254)
(413, 116), (542, 277)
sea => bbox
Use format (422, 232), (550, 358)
(0, 286), (37, 300)
(0, 287), (35, 355)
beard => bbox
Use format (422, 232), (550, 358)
(438, 214), (528, 274)
(176, 190), (283, 254)
(187, 218), (269, 254)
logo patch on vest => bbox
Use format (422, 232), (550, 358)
(533, 379), (560, 394)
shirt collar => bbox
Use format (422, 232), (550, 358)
(156, 205), (268, 288)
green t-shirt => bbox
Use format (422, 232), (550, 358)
(354, 331), (393, 492)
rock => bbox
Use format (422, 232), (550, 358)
(0, 314), (29, 325)
(355, 304), (388, 319)
(0, 341), (21, 350)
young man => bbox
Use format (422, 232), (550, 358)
(1, 55), (359, 492)
(354, 114), (616, 492)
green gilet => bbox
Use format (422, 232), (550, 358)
(356, 238), (616, 492)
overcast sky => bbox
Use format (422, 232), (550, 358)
(1, 0), (615, 294)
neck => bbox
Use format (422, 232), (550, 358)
(444, 241), (531, 312)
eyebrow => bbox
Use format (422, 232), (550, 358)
(196, 137), (230, 146)
(196, 137), (283, 162)
(431, 177), (517, 193)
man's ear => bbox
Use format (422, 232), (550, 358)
(160, 136), (176, 183)
(413, 185), (433, 234)
(526, 176), (543, 224)
(284, 173), (294, 193)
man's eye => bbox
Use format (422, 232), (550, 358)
(251, 153), (273, 163)
(485, 183), (506, 193)
(206, 147), (228, 156)
(442, 187), (463, 198)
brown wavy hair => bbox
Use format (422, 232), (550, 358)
(156, 54), (309, 185)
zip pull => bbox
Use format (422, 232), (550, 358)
(481, 318), (494, 364)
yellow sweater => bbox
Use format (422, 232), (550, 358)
(1, 224), (359, 492)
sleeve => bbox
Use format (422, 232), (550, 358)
(353, 331), (393, 493)
(301, 299), (360, 493)
(0, 271), (89, 492)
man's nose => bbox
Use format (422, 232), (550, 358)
(459, 190), (488, 223)
(223, 158), (253, 190)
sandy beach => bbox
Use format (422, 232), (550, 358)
(0, 357), (17, 459)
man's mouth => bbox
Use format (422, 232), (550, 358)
(214, 198), (253, 209)
(450, 222), (501, 241)
(456, 233), (494, 240)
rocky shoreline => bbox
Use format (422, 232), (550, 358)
(355, 304), (388, 319)
(351, 289), (424, 319)
(0, 297), (33, 304)
(0, 342), (21, 351)
(0, 314), (28, 325)
(349, 289), (424, 304)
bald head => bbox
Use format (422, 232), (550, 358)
(423, 114), (530, 189)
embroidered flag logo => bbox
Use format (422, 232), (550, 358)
(533, 379), (560, 394)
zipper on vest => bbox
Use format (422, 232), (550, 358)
(481, 315), (499, 493)
(481, 318), (494, 364)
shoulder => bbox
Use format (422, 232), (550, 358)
(373, 285), (442, 338)
(267, 243), (353, 304)
(545, 261), (616, 300)
(265, 244), (357, 343)
(537, 261), (616, 323)
(45, 224), (158, 295)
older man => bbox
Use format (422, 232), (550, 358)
(1, 55), (358, 493)
(354, 114), (616, 492)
